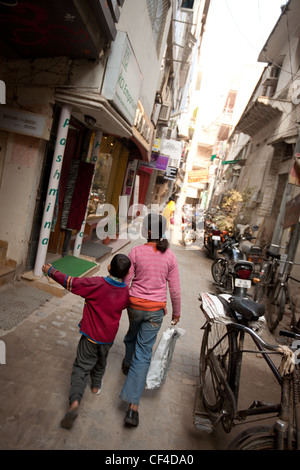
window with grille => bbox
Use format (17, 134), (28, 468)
(146, 0), (170, 56)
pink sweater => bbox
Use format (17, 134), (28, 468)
(124, 243), (181, 317)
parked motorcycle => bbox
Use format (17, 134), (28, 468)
(203, 218), (228, 259)
(237, 224), (263, 274)
(181, 208), (204, 247)
(211, 236), (255, 297)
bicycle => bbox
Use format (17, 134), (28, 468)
(193, 292), (300, 449)
(266, 259), (300, 333)
(253, 244), (286, 303)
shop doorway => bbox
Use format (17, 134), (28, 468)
(136, 168), (151, 206)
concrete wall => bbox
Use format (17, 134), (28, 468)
(0, 131), (46, 272)
(0, 71), (55, 272)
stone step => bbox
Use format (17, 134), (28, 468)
(0, 265), (15, 287)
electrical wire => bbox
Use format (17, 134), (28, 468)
(225, 0), (294, 78)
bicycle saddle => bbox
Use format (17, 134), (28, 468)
(218, 295), (265, 324)
(266, 250), (281, 260)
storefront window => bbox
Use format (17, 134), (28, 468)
(88, 153), (113, 217)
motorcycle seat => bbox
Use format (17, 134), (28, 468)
(233, 259), (254, 269)
(248, 244), (262, 253)
(218, 295), (265, 324)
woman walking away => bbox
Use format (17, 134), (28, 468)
(120, 213), (181, 426)
(162, 196), (176, 228)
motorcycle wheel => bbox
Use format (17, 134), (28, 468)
(184, 229), (195, 246)
(211, 258), (227, 285)
(224, 274), (234, 294)
(211, 245), (218, 260)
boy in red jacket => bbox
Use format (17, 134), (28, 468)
(42, 253), (131, 429)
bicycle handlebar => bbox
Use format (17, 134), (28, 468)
(289, 276), (300, 283)
(278, 259), (300, 266)
(279, 329), (300, 340)
(231, 322), (280, 352)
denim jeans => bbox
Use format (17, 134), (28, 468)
(119, 307), (164, 406)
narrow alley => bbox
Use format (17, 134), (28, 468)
(0, 231), (281, 453)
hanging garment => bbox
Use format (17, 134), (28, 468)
(60, 160), (80, 230)
(67, 161), (94, 231)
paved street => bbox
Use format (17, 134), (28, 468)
(0, 229), (282, 452)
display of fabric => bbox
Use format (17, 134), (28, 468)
(66, 161), (94, 231)
(60, 159), (80, 230)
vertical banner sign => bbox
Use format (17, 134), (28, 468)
(133, 174), (140, 208)
(73, 129), (103, 257)
(33, 105), (72, 277)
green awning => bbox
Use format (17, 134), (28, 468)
(222, 159), (241, 165)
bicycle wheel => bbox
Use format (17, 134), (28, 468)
(199, 322), (238, 432)
(266, 265), (279, 299)
(211, 258), (227, 285)
(254, 263), (271, 302)
(267, 282), (286, 332)
(228, 425), (296, 450)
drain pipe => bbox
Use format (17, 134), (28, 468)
(33, 105), (72, 277)
(73, 129), (103, 258)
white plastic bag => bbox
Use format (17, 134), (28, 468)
(146, 326), (185, 389)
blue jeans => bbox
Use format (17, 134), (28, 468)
(120, 307), (164, 406)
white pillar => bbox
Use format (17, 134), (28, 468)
(33, 105), (72, 277)
(73, 129), (103, 257)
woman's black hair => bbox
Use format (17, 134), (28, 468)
(143, 213), (169, 253)
(110, 254), (131, 278)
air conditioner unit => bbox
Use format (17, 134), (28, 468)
(152, 103), (161, 125)
(252, 190), (263, 203)
(262, 66), (280, 88)
(158, 102), (171, 123)
(247, 190), (263, 208)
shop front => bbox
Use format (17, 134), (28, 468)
(29, 106), (131, 278)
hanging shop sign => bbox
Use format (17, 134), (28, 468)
(160, 139), (182, 160)
(188, 169), (209, 183)
(133, 102), (153, 144)
(139, 165), (153, 174)
(152, 138), (161, 152)
(132, 101), (154, 157)
(151, 153), (169, 171)
(123, 159), (138, 198)
(164, 166), (178, 181)
(152, 138), (182, 163)
(0, 106), (49, 139)
(186, 186), (198, 198)
(102, 31), (143, 126)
